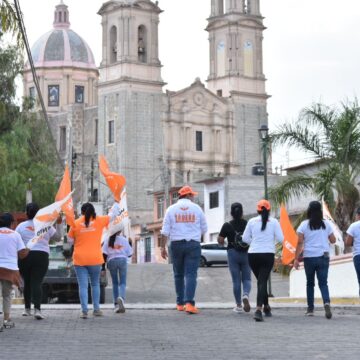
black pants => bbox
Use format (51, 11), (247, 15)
(19, 251), (49, 310)
(248, 253), (274, 308)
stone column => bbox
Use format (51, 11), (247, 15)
(101, 18), (108, 66)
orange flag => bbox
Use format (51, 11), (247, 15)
(55, 165), (76, 228)
(280, 205), (298, 265)
(99, 155), (126, 202)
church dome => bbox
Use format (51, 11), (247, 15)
(26, 1), (96, 70)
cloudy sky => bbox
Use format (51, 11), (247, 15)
(18, 0), (360, 169)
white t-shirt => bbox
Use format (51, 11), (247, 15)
(346, 220), (360, 257)
(161, 199), (208, 242)
(102, 235), (133, 262)
(297, 219), (334, 258)
(16, 220), (56, 253)
(242, 216), (284, 254)
(0, 227), (26, 270)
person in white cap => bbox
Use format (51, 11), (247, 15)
(161, 185), (208, 314)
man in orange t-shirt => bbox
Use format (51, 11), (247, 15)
(68, 202), (119, 318)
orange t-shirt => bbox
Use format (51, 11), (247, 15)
(68, 215), (110, 266)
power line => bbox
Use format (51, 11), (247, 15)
(14, 0), (64, 169)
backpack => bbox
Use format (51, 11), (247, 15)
(228, 222), (249, 251)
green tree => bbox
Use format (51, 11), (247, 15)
(0, 0), (22, 45)
(269, 100), (360, 231)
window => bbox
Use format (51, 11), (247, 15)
(157, 196), (164, 219)
(196, 131), (203, 151)
(110, 26), (117, 64)
(108, 120), (114, 144)
(145, 237), (152, 263)
(48, 85), (59, 107)
(75, 85), (84, 103)
(59, 126), (66, 152)
(217, 89), (222, 97)
(138, 25), (147, 63)
(29, 87), (36, 99)
(94, 119), (98, 145)
(209, 191), (219, 209)
(171, 191), (179, 204)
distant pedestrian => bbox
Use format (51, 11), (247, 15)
(16, 203), (60, 320)
(102, 231), (133, 313)
(294, 201), (336, 319)
(243, 200), (284, 322)
(68, 201), (119, 319)
(161, 185), (208, 314)
(345, 207), (360, 296)
(218, 202), (251, 313)
(0, 213), (29, 331)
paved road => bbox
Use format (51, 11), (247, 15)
(105, 264), (289, 305)
(1, 307), (359, 359)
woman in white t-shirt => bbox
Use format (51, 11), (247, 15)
(16, 203), (59, 320)
(242, 199), (284, 322)
(0, 213), (29, 331)
(345, 207), (360, 296)
(294, 201), (336, 319)
(102, 231), (133, 313)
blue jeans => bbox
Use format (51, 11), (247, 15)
(107, 257), (128, 304)
(227, 249), (252, 304)
(170, 240), (201, 305)
(303, 256), (330, 310)
(353, 255), (360, 296)
(74, 265), (101, 313)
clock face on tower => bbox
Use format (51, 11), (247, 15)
(244, 40), (252, 49)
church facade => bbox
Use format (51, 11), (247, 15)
(23, 0), (269, 242)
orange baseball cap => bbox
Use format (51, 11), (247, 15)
(257, 199), (271, 211)
(178, 185), (198, 197)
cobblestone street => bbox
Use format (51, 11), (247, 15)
(1, 307), (359, 360)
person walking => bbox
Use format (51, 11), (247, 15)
(294, 201), (336, 319)
(346, 207), (360, 296)
(102, 231), (133, 313)
(68, 201), (119, 319)
(161, 185), (208, 314)
(16, 203), (60, 320)
(242, 200), (284, 322)
(0, 213), (29, 331)
(218, 202), (251, 313)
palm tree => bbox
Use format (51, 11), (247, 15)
(269, 99), (360, 231)
(0, 0), (22, 44)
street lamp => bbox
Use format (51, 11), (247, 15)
(258, 124), (274, 297)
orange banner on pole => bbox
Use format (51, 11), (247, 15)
(280, 205), (298, 265)
(55, 164), (76, 228)
(99, 155), (126, 202)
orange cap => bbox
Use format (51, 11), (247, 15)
(257, 199), (271, 211)
(178, 185), (198, 197)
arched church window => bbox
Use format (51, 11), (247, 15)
(110, 26), (117, 64)
(138, 25), (147, 63)
(64, 12), (67, 23)
(59, 12), (62, 22)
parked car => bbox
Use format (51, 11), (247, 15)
(41, 243), (107, 304)
(200, 242), (228, 267)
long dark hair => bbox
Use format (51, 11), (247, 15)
(26, 202), (39, 220)
(231, 202), (243, 220)
(81, 203), (96, 227)
(108, 231), (121, 248)
(257, 208), (270, 231)
(307, 201), (325, 230)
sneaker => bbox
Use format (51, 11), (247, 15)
(263, 305), (272, 317)
(22, 309), (32, 317)
(324, 303), (332, 319)
(305, 308), (314, 316)
(233, 306), (243, 314)
(185, 303), (199, 314)
(176, 304), (185, 312)
(117, 297), (125, 314)
(34, 310), (45, 320)
(254, 310), (264, 322)
(93, 309), (104, 317)
(242, 296), (251, 313)
(3, 319), (15, 328)
(80, 312), (88, 319)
